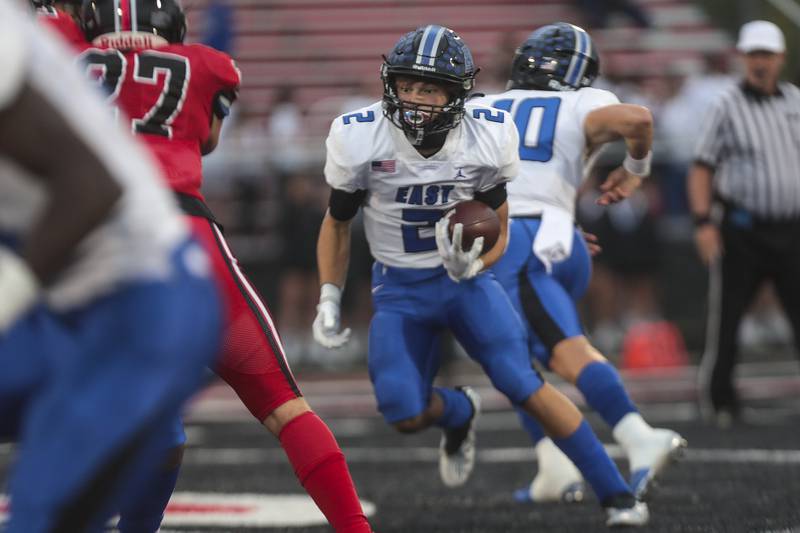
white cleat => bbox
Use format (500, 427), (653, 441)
(438, 386), (480, 488)
(514, 437), (585, 503)
(606, 501), (650, 528)
(515, 480), (585, 504)
(628, 429), (687, 499)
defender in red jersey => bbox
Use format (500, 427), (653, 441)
(74, 2), (374, 532)
(33, 0), (86, 50)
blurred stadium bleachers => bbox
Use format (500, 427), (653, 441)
(186, 0), (732, 131)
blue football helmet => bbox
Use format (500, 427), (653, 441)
(507, 22), (599, 92)
(381, 25), (477, 144)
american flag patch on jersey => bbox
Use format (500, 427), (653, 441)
(371, 160), (396, 173)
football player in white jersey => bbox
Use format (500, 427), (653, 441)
(472, 22), (686, 503)
(0, 3), (221, 531)
(314, 24), (648, 527)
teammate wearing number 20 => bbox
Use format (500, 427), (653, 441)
(315, 24), (648, 527)
(472, 22), (685, 504)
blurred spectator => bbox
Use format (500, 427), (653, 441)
(660, 53), (735, 165)
(578, 167), (665, 357)
(738, 284), (794, 351)
(203, 103), (269, 195)
(277, 171), (327, 363)
(594, 66), (656, 109)
(267, 85), (304, 142)
(575, 0), (651, 29)
(302, 81), (380, 139)
(653, 54), (735, 218)
(202, 0), (236, 54)
(339, 80), (381, 115)
(266, 85), (309, 171)
(476, 31), (521, 95)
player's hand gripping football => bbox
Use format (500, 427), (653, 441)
(435, 212), (484, 282)
(313, 283), (352, 349)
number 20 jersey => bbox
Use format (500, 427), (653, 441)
(78, 43), (241, 199)
(325, 101), (519, 269)
(472, 88), (618, 218)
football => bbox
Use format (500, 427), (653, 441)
(446, 200), (501, 251)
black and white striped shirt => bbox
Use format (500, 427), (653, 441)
(694, 81), (800, 219)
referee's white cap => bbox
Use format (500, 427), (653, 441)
(737, 20), (785, 53)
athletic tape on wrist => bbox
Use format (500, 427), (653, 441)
(319, 282), (342, 305)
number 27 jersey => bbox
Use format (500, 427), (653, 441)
(325, 101), (519, 269)
(79, 43), (240, 199)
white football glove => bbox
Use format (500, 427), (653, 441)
(312, 283), (351, 349)
(0, 247), (39, 334)
(435, 212), (484, 282)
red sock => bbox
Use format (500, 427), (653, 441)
(279, 411), (372, 533)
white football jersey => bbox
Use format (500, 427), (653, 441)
(0, 1), (188, 311)
(472, 87), (619, 218)
(325, 101), (519, 269)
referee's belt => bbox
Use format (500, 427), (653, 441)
(718, 197), (800, 229)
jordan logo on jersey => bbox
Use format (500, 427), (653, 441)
(454, 167), (466, 179)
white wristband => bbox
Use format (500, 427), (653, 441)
(0, 248), (39, 332)
(319, 282), (342, 305)
(623, 150), (652, 177)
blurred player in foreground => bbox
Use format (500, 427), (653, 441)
(473, 22), (686, 503)
(70, 1), (373, 531)
(0, 2), (221, 531)
(314, 24), (648, 527)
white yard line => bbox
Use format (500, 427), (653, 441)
(180, 445), (800, 466)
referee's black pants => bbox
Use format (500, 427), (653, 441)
(700, 208), (800, 416)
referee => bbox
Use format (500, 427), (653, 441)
(686, 20), (800, 427)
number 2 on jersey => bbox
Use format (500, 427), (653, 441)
(401, 209), (443, 253)
(492, 98), (561, 162)
(79, 49), (189, 138)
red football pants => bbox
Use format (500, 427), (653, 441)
(188, 215), (301, 421)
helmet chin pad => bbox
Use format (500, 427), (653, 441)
(403, 108), (432, 128)
(387, 97), (461, 145)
